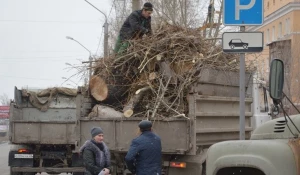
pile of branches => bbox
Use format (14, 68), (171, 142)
(91, 24), (252, 119)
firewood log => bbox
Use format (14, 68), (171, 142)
(89, 75), (108, 101)
(88, 105), (123, 118)
(123, 86), (151, 117)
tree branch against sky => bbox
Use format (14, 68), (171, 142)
(0, 93), (10, 106)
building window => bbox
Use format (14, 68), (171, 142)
(267, 29), (270, 43)
(278, 22), (282, 38)
(285, 19), (288, 35)
(267, 1), (270, 9)
(286, 18), (290, 34)
(288, 18), (290, 33)
(272, 26), (275, 41)
(273, 0), (275, 5)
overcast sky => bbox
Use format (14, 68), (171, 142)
(0, 0), (112, 100)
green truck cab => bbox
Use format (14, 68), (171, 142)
(206, 59), (300, 175)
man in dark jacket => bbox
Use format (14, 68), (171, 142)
(80, 127), (111, 175)
(125, 120), (162, 175)
(114, 2), (153, 54)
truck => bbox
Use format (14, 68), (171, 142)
(8, 68), (269, 175)
(205, 59), (300, 175)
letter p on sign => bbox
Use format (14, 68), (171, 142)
(235, 0), (256, 20)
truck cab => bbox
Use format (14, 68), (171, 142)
(206, 59), (300, 175)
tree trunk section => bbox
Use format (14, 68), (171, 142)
(89, 75), (108, 101)
(88, 105), (123, 118)
(123, 86), (151, 117)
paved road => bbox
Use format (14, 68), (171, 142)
(0, 139), (71, 175)
(0, 141), (10, 175)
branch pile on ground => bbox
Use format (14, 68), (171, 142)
(91, 24), (253, 119)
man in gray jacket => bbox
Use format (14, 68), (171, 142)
(80, 127), (111, 175)
(114, 2), (153, 54)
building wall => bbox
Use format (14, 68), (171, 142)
(264, 0), (294, 17)
(246, 2), (300, 113)
(260, 12), (293, 44)
(292, 10), (300, 31)
(290, 33), (300, 103)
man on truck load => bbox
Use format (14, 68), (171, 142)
(114, 2), (153, 54)
(125, 120), (162, 175)
(80, 127), (111, 175)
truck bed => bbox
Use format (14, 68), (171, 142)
(77, 68), (253, 155)
(9, 87), (78, 145)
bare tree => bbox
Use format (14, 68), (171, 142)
(106, 0), (229, 55)
(0, 93), (10, 105)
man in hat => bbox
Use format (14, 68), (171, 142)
(125, 120), (162, 175)
(80, 127), (111, 175)
(114, 2), (153, 54)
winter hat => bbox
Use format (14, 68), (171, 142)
(138, 120), (152, 131)
(91, 127), (103, 138)
(143, 2), (153, 11)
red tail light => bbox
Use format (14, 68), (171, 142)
(18, 149), (29, 153)
(170, 162), (186, 168)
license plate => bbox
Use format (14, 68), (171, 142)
(14, 154), (33, 159)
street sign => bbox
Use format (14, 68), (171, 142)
(222, 32), (263, 53)
(224, 0), (263, 25)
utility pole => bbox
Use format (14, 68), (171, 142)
(132, 0), (140, 11)
(84, 0), (109, 58)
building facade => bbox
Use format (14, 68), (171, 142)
(247, 1), (300, 113)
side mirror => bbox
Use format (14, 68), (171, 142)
(269, 59), (284, 100)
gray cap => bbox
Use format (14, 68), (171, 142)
(91, 127), (103, 138)
(138, 120), (152, 131)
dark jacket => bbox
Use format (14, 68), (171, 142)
(80, 140), (111, 175)
(125, 131), (162, 175)
(119, 10), (152, 41)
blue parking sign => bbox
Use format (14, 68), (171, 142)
(224, 0), (263, 25)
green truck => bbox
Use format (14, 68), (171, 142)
(206, 59), (300, 175)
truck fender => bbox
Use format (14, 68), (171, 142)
(212, 155), (275, 175)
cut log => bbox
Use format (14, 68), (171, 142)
(123, 86), (151, 118)
(88, 105), (124, 118)
(89, 75), (108, 101)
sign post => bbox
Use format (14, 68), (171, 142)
(223, 0), (263, 140)
(240, 26), (246, 140)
